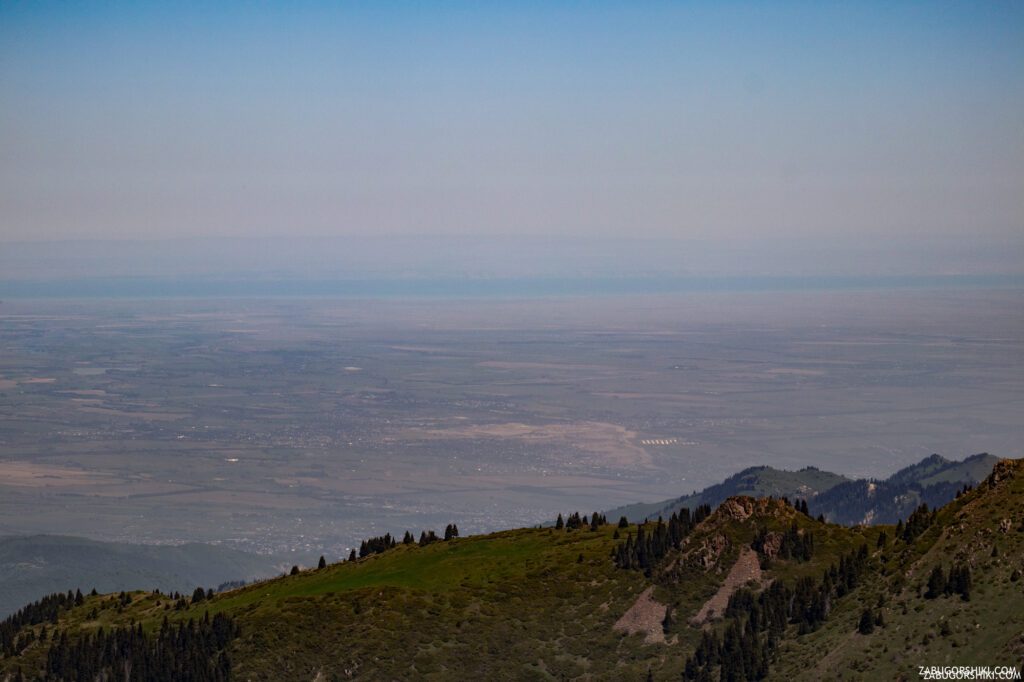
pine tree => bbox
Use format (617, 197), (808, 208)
(555, 513), (564, 530)
(348, 549), (357, 561)
(858, 608), (875, 634)
(318, 555), (327, 569)
(290, 565), (300, 575)
(662, 604), (674, 634)
(925, 565), (946, 599)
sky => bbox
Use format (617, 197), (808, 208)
(1, 1), (1022, 278)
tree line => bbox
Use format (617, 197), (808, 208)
(44, 611), (239, 682)
(554, 512), (608, 531)
(341, 523), (462, 563)
(1, 590), (84, 658)
(612, 505), (712, 575)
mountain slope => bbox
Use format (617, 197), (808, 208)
(774, 457), (1024, 680)
(0, 535), (277, 618)
(1, 459), (1020, 681)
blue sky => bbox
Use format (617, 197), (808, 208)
(1, 1), (1022, 275)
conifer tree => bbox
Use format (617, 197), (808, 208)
(858, 608), (875, 634)
(925, 565), (946, 599)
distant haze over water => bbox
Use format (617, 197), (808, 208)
(1, 236), (1021, 299)
(2, 274), (1022, 300)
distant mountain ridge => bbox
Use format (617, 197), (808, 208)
(605, 452), (999, 526)
(811, 452), (998, 524)
(0, 535), (278, 618)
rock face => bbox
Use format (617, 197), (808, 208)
(987, 459), (1020, 489)
(759, 532), (784, 561)
(717, 496), (795, 522)
(690, 534), (730, 570)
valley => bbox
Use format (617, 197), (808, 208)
(1, 291), (1021, 559)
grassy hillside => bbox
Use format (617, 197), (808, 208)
(775, 457), (1024, 680)
(2, 460), (1020, 681)
(0, 535), (278, 618)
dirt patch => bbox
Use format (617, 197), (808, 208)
(0, 461), (124, 488)
(613, 586), (667, 644)
(690, 547), (762, 625)
(405, 420), (653, 468)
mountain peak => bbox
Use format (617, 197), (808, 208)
(984, 457), (1023, 489)
(712, 496), (798, 523)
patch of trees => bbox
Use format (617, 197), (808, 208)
(191, 588), (214, 605)
(360, 533), (397, 558)
(897, 503), (936, 543)
(351, 524), (461, 559)
(612, 505), (711, 574)
(925, 562), (972, 601)
(215, 580), (247, 593)
(1, 590), (81, 657)
(751, 521), (814, 564)
(45, 611), (239, 682)
(683, 544), (872, 680)
(684, 618), (770, 681)
(555, 512), (608, 531)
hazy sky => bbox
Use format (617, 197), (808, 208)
(1, 2), (1023, 256)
